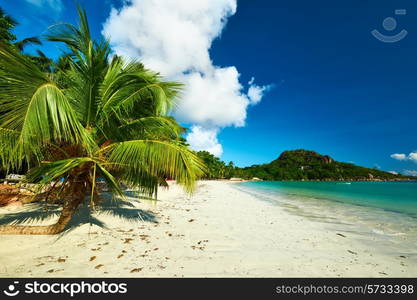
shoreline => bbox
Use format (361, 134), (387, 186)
(0, 180), (416, 277)
(227, 179), (417, 182)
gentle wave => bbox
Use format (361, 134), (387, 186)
(233, 181), (417, 256)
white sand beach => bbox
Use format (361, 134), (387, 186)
(0, 181), (416, 277)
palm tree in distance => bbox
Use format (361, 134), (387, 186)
(1, 6), (52, 71)
(0, 7), (205, 235)
(0, 7), (17, 44)
(14, 36), (42, 52)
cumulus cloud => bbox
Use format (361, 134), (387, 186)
(102, 0), (272, 156)
(247, 77), (274, 105)
(403, 170), (417, 177)
(25, 0), (63, 13)
(388, 171), (398, 175)
(390, 152), (417, 163)
(175, 67), (248, 128)
(186, 126), (223, 156)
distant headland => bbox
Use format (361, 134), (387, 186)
(196, 149), (416, 181)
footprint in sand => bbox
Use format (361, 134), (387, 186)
(89, 256), (97, 262)
(95, 264), (104, 269)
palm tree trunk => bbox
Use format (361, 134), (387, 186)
(0, 181), (86, 235)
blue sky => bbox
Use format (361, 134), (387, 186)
(1, 0), (416, 174)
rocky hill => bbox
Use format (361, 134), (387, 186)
(233, 149), (414, 181)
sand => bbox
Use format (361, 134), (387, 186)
(0, 180), (415, 277)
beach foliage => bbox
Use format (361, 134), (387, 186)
(196, 151), (235, 179)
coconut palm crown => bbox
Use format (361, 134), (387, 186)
(0, 7), (205, 235)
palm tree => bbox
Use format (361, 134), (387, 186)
(0, 7), (205, 235)
(14, 36), (42, 52)
(0, 7), (17, 44)
(1, 6), (52, 72)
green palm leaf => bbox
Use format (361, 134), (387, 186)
(103, 140), (206, 194)
(27, 157), (94, 184)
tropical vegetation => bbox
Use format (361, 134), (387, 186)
(199, 149), (414, 181)
(233, 149), (413, 180)
(0, 7), (50, 69)
(0, 7), (205, 235)
(195, 151), (235, 179)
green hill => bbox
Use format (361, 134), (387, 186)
(231, 149), (414, 181)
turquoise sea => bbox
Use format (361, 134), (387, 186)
(235, 181), (417, 256)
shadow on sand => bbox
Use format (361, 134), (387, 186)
(0, 193), (158, 237)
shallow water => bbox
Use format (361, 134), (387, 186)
(235, 181), (417, 257)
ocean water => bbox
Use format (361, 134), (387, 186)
(235, 181), (417, 256)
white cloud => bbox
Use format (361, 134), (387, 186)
(409, 152), (417, 163)
(102, 0), (272, 156)
(390, 152), (417, 163)
(247, 77), (273, 105)
(403, 170), (417, 177)
(388, 171), (398, 175)
(390, 153), (407, 160)
(25, 0), (63, 13)
(175, 67), (248, 128)
(186, 126), (223, 157)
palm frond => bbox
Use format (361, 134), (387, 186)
(98, 59), (182, 123)
(103, 116), (184, 142)
(44, 5), (91, 54)
(103, 140), (206, 194)
(0, 46), (95, 167)
(0, 43), (47, 100)
(14, 36), (42, 52)
(27, 157), (94, 184)
(45, 7), (111, 127)
(95, 162), (124, 198)
(0, 127), (20, 168)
